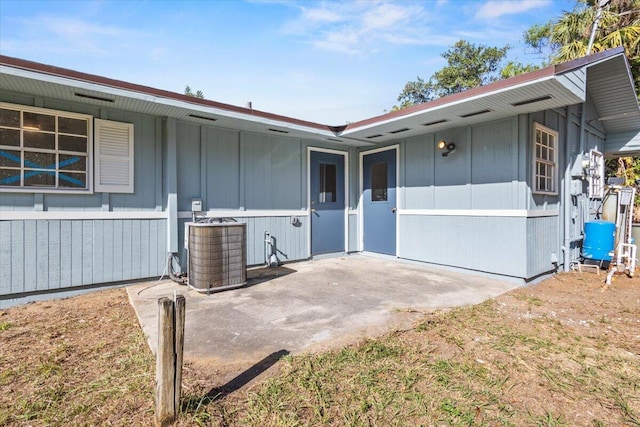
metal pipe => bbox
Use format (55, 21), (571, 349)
(587, 0), (609, 55)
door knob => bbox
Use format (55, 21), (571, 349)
(391, 207), (397, 213)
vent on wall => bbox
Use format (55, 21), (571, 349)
(459, 109), (492, 118)
(74, 92), (115, 103)
(188, 114), (217, 122)
(365, 134), (383, 139)
(511, 95), (553, 107)
(389, 127), (410, 134)
(422, 119), (449, 127)
(268, 128), (289, 134)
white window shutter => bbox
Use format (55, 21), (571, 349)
(94, 119), (134, 193)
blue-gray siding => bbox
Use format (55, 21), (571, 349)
(0, 219), (166, 296)
(399, 215), (528, 278)
(177, 216), (308, 269)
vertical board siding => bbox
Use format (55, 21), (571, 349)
(177, 216), (308, 272)
(399, 215), (527, 278)
(403, 134), (435, 209)
(205, 128), (241, 209)
(401, 119), (518, 211)
(0, 221), (11, 294)
(470, 119), (515, 209)
(526, 216), (559, 278)
(176, 122), (203, 211)
(243, 133), (303, 210)
(0, 219), (166, 297)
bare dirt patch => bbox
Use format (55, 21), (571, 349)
(1, 271), (639, 426)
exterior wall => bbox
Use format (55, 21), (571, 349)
(0, 219), (166, 296)
(178, 215), (308, 268)
(399, 215), (527, 278)
(393, 115), (563, 280)
(0, 93), (166, 297)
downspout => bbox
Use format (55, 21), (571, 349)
(562, 106), (573, 271)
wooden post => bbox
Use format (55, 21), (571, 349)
(155, 296), (185, 426)
(174, 295), (185, 415)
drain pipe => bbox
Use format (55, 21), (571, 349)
(562, 108), (574, 271)
(587, 0), (609, 55)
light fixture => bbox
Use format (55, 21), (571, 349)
(437, 140), (456, 157)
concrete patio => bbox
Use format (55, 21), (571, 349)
(127, 254), (519, 365)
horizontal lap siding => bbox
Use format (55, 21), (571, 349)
(0, 219), (166, 297)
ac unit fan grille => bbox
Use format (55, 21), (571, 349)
(188, 223), (247, 291)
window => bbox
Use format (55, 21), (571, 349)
(0, 103), (92, 191)
(318, 163), (336, 203)
(533, 123), (558, 195)
(371, 162), (388, 201)
(588, 149), (604, 199)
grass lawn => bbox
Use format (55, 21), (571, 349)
(1, 272), (639, 426)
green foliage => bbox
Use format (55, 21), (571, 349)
(394, 40), (509, 109)
(500, 61), (541, 79)
(184, 85), (205, 99)
(524, 0), (640, 97)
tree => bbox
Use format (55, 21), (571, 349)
(184, 85), (205, 99)
(525, 0), (640, 97)
(394, 40), (510, 110)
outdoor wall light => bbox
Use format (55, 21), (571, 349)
(437, 140), (456, 157)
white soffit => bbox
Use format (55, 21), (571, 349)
(0, 65), (372, 147)
(340, 75), (585, 142)
(585, 55), (640, 135)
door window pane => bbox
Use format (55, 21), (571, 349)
(371, 162), (387, 201)
(319, 163), (336, 203)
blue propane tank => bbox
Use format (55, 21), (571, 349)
(583, 220), (616, 261)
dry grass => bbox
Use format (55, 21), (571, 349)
(1, 272), (639, 426)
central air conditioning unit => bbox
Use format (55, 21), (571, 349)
(184, 219), (247, 293)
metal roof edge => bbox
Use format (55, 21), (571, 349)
(0, 54), (335, 134)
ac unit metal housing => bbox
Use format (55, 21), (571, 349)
(186, 221), (247, 292)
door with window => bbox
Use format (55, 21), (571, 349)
(310, 150), (346, 255)
(363, 148), (396, 255)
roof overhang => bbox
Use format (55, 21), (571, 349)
(339, 70), (584, 142)
(340, 47), (639, 144)
(0, 56), (371, 147)
(1, 48), (638, 150)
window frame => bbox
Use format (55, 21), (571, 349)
(588, 149), (605, 199)
(0, 102), (93, 194)
(532, 122), (558, 196)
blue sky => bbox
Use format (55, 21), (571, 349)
(0, 0), (575, 124)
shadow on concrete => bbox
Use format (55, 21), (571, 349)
(245, 266), (297, 288)
(181, 349), (290, 411)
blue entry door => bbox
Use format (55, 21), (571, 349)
(363, 148), (397, 255)
(310, 151), (345, 255)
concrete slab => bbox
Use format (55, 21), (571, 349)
(127, 254), (519, 365)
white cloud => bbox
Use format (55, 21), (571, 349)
(281, 1), (444, 55)
(475, 0), (551, 19)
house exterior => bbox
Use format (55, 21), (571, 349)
(1, 47), (639, 299)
